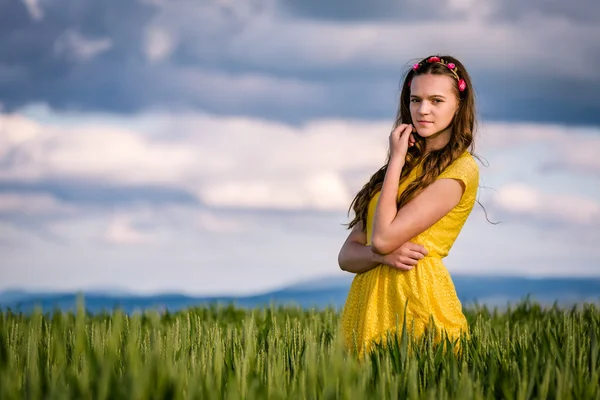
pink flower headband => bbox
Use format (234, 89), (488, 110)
(408, 56), (467, 92)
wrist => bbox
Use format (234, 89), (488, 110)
(389, 154), (405, 168)
(369, 246), (383, 264)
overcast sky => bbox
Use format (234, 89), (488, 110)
(1, 0), (599, 295)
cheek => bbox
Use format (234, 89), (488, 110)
(409, 103), (418, 116)
(440, 104), (456, 121)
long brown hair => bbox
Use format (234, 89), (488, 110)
(347, 55), (478, 232)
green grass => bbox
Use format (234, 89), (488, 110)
(1, 298), (599, 399)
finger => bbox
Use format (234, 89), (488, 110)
(400, 256), (418, 266)
(394, 263), (414, 271)
(409, 243), (428, 255)
(394, 124), (409, 138)
(390, 262), (410, 271)
(407, 250), (425, 261)
(401, 125), (413, 142)
(397, 129), (411, 147)
(394, 123), (408, 132)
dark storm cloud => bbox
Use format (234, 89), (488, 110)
(278, 0), (600, 24)
(0, 180), (199, 208)
(277, 0), (459, 21)
(0, 0), (599, 126)
(490, 0), (600, 24)
(0, 0), (155, 110)
(474, 72), (600, 127)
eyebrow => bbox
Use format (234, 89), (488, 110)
(410, 94), (447, 99)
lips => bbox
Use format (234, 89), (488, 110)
(417, 120), (433, 124)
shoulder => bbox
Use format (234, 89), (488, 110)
(437, 151), (479, 187)
(453, 151), (479, 176)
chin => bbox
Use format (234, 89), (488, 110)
(415, 126), (437, 138)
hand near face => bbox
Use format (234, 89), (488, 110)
(389, 124), (416, 161)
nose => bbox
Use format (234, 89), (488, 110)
(418, 101), (431, 115)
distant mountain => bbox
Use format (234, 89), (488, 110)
(0, 290), (32, 304)
(1, 274), (600, 315)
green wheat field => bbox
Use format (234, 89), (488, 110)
(1, 298), (599, 399)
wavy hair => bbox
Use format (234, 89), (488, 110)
(347, 55), (479, 232)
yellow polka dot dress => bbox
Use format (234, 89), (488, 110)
(340, 151), (479, 357)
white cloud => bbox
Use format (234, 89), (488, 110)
(544, 133), (600, 175)
(21, 0), (44, 21)
(493, 182), (600, 226)
(104, 215), (157, 245)
(144, 26), (177, 62)
(476, 121), (600, 176)
(196, 210), (254, 233)
(0, 193), (74, 215)
(2, 109), (600, 215)
(0, 112), (43, 146)
(200, 172), (352, 211)
(0, 113), (200, 183)
(0, 109), (388, 212)
(53, 30), (113, 62)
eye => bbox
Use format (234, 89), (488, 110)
(410, 99), (420, 103)
(432, 99), (443, 103)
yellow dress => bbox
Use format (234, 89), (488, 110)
(340, 150), (479, 358)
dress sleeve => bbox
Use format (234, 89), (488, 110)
(436, 153), (479, 193)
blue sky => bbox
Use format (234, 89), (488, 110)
(1, 0), (599, 295)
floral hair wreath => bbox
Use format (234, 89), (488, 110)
(407, 56), (467, 92)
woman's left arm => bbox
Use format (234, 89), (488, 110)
(371, 177), (464, 255)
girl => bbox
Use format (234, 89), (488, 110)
(338, 55), (479, 358)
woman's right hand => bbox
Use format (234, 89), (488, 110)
(388, 124), (416, 161)
(372, 242), (428, 271)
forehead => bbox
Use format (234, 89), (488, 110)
(410, 74), (456, 96)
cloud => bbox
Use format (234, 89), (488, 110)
(103, 215), (159, 245)
(0, 111), (203, 184)
(196, 210), (256, 233)
(2, 108), (600, 293)
(53, 29), (112, 62)
(165, 3), (597, 80)
(476, 122), (600, 176)
(0, 0), (598, 125)
(0, 192), (74, 215)
(280, 0), (600, 25)
(143, 26), (176, 63)
(2, 106), (600, 272)
(540, 134), (600, 175)
(200, 171), (352, 211)
(0, 108), (389, 213)
(277, 0), (461, 21)
(492, 182), (600, 227)
(3, 108), (600, 219)
(489, 0), (600, 24)
(21, 0), (44, 21)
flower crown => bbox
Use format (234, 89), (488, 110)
(408, 56), (467, 92)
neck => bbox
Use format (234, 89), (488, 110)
(424, 128), (452, 152)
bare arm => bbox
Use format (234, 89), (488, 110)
(371, 178), (464, 255)
(338, 221), (381, 274)
(338, 221), (428, 274)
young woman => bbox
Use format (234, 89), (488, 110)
(338, 55), (479, 357)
